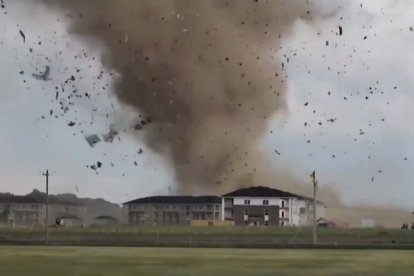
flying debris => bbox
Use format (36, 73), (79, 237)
(32, 66), (51, 81)
(103, 127), (118, 143)
(85, 134), (101, 147)
(88, 161), (102, 171)
(339, 25), (343, 36)
(19, 30), (25, 43)
(65, 75), (76, 83)
(274, 149), (281, 155)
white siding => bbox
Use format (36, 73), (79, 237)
(225, 196), (325, 227)
(291, 199), (306, 226)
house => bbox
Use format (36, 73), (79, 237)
(317, 218), (336, 228)
(123, 196), (221, 226)
(0, 190), (86, 227)
(222, 186), (325, 226)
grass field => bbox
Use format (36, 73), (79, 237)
(1, 247), (414, 276)
(2, 226), (414, 247)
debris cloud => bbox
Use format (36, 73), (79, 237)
(37, 0), (323, 193)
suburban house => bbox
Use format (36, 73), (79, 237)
(123, 196), (222, 226)
(222, 186), (325, 226)
(0, 190), (86, 227)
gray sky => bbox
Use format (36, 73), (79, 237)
(1, 0), (414, 208)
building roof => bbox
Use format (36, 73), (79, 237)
(124, 196), (221, 205)
(222, 186), (310, 200)
(0, 193), (81, 206)
(0, 195), (44, 204)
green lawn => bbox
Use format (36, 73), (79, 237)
(1, 247), (414, 276)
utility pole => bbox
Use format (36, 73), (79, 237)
(42, 170), (49, 245)
(310, 171), (318, 246)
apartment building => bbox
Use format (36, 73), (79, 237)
(222, 186), (325, 226)
(0, 192), (85, 226)
(123, 196), (221, 226)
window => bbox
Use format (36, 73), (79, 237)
(300, 207), (306, 215)
(244, 209), (248, 216)
(264, 221), (269, 226)
(281, 211), (285, 218)
(244, 199), (250, 205)
(264, 209), (269, 216)
(281, 201), (285, 208)
(263, 200), (269, 205)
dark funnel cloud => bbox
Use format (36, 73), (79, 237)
(37, 0), (322, 193)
